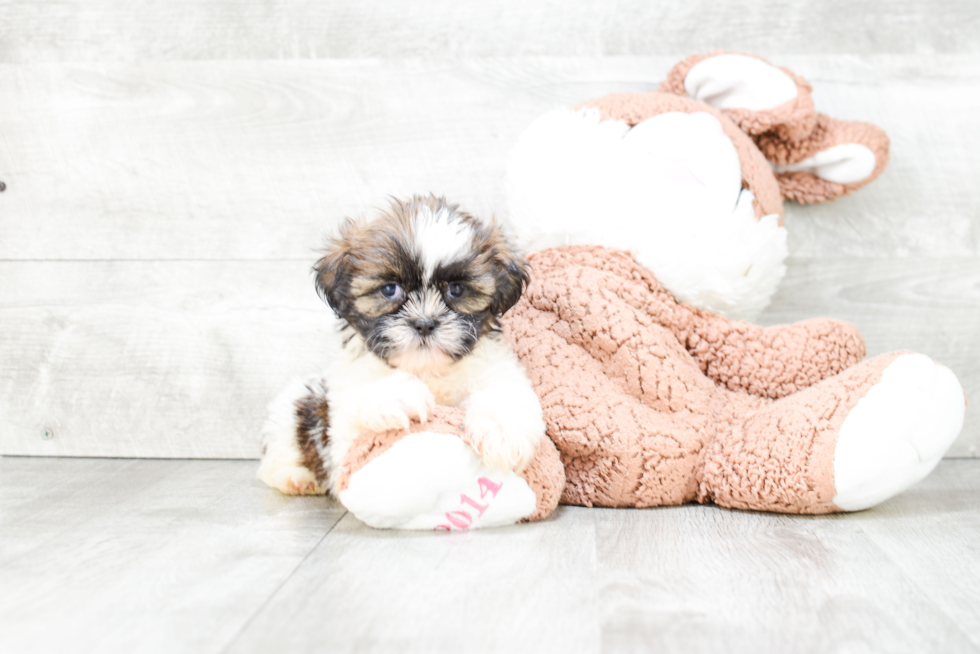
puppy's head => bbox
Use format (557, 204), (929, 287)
(314, 195), (529, 373)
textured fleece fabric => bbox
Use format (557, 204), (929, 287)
(659, 51), (890, 204)
(503, 246), (895, 514)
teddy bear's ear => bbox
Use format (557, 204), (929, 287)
(661, 52), (891, 204)
(761, 114), (891, 204)
(659, 52), (818, 143)
(680, 54), (800, 112)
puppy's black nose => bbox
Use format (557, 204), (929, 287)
(412, 317), (437, 336)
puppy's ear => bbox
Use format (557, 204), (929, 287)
(313, 219), (358, 317)
(487, 225), (530, 317)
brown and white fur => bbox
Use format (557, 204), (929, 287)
(257, 195), (545, 497)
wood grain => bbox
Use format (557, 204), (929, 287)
(593, 499), (979, 652)
(1, 458), (977, 654)
(0, 56), (977, 260)
(225, 506), (602, 654)
(0, 457), (346, 654)
(857, 460), (980, 648)
(0, 1), (977, 62)
(0, 260), (334, 458)
(0, 57), (650, 261)
(227, 460), (979, 653)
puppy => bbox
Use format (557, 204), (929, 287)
(257, 195), (545, 496)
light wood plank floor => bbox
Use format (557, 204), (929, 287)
(1, 457), (978, 654)
(1, 1), (978, 652)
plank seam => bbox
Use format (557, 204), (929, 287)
(219, 508), (349, 653)
(853, 517), (980, 649)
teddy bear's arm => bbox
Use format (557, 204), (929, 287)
(685, 314), (866, 400)
(335, 404), (563, 529)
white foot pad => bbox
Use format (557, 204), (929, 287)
(833, 354), (965, 511)
(339, 431), (538, 530)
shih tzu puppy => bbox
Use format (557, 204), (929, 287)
(257, 195), (545, 496)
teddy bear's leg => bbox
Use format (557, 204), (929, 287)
(257, 377), (330, 496)
(701, 352), (964, 513)
(336, 408), (563, 530)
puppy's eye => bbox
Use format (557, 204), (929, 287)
(379, 283), (402, 300)
(447, 282), (465, 299)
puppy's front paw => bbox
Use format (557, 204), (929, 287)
(354, 373), (436, 433)
(267, 465), (328, 496)
(465, 405), (544, 472)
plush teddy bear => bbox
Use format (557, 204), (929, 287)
(321, 53), (963, 530)
(506, 51), (890, 320)
(505, 245), (963, 514)
(334, 245), (963, 529)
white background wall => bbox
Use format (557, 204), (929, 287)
(1, 1), (977, 458)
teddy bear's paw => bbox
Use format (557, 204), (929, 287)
(833, 353), (965, 511)
(339, 431), (538, 530)
(264, 465), (328, 496)
(351, 372), (436, 434)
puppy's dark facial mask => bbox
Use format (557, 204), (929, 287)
(314, 195), (529, 369)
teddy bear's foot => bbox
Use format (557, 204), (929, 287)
(338, 431), (539, 530)
(833, 353), (965, 511)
